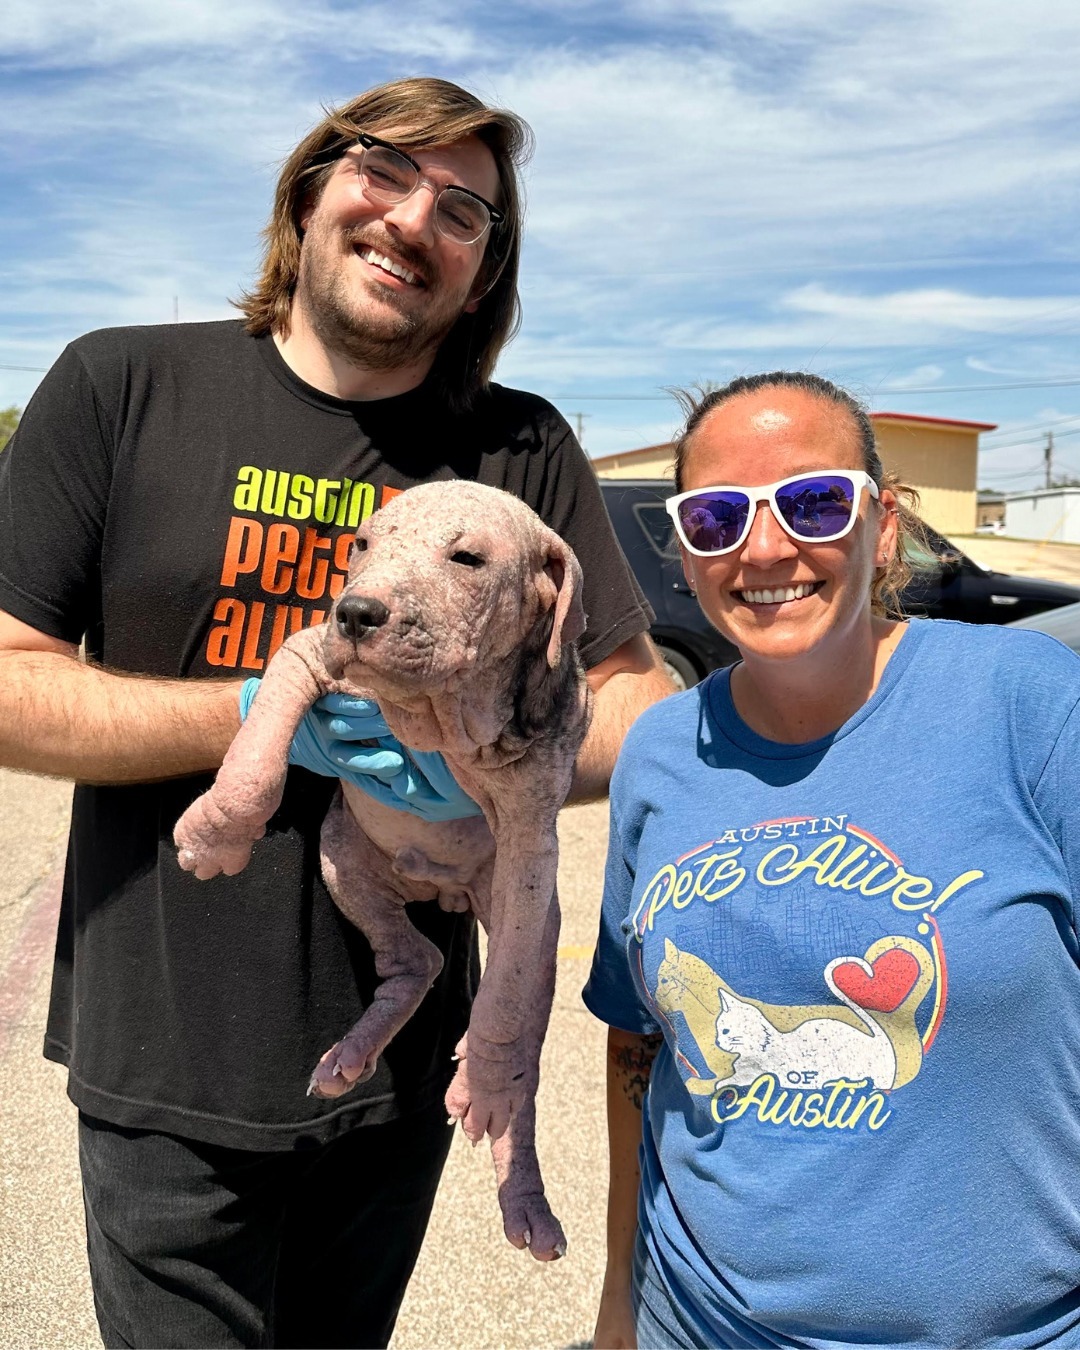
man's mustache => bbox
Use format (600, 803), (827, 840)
(345, 228), (435, 289)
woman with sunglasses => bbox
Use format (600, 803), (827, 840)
(585, 371), (1080, 1349)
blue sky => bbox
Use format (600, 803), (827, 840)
(3, 0), (1080, 491)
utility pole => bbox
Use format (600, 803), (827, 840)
(1045, 430), (1054, 489)
(569, 411), (589, 449)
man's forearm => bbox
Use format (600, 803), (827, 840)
(571, 636), (674, 803)
(0, 649), (243, 783)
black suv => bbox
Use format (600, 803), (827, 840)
(600, 478), (1080, 689)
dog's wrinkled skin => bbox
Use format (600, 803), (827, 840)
(174, 481), (591, 1261)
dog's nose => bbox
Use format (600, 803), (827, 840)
(336, 595), (390, 641)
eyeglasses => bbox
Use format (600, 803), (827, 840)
(666, 471), (879, 556)
(337, 131), (504, 246)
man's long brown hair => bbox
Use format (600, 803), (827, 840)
(234, 78), (533, 412)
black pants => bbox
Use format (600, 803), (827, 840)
(79, 1106), (454, 1350)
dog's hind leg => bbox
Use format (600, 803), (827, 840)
(309, 793), (444, 1099)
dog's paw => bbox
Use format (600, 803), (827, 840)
(501, 1191), (567, 1262)
(307, 1037), (380, 1099)
(444, 1058), (526, 1143)
(174, 797), (264, 880)
(176, 839), (259, 880)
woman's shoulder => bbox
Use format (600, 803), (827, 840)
(914, 616), (1080, 673)
(615, 679), (714, 779)
(907, 618), (1080, 723)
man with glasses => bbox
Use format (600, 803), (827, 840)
(0, 77), (668, 1348)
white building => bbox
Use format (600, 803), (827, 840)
(1003, 488), (1080, 544)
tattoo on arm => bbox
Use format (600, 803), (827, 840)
(610, 1033), (663, 1110)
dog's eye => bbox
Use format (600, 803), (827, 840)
(450, 550), (485, 568)
(353, 537), (368, 554)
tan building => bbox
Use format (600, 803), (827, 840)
(591, 413), (996, 536)
(591, 443), (679, 480)
(871, 413), (995, 536)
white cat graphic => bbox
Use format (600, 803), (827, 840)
(714, 957), (897, 1089)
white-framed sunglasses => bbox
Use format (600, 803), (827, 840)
(666, 470), (879, 557)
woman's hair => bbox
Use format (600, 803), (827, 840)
(233, 77), (533, 413)
(672, 370), (934, 619)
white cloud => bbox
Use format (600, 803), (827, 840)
(966, 352), (1080, 379)
(786, 286), (1080, 335)
(881, 365), (944, 391)
(657, 285), (1080, 355)
(0, 0), (478, 67)
(4, 0), (1080, 446)
(490, 3), (1080, 295)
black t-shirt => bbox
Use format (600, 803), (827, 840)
(0, 320), (651, 1150)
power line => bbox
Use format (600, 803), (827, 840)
(550, 375), (1080, 401)
(980, 466), (1051, 483)
(981, 411), (1080, 442)
(4, 366), (1080, 398)
(981, 454), (1080, 482)
(979, 425), (1080, 455)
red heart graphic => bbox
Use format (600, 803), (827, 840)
(832, 948), (920, 1012)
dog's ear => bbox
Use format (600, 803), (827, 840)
(510, 532), (586, 740)
(540, 531), (586, 669)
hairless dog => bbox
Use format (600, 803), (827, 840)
(174, 481), (592, 1261)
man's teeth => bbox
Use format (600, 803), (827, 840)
(739, 582), (817, 605)
(360, 248), (418, 285)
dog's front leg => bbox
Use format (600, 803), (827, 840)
(445, 807), (561, 1143)
(488, 891), (566, 1261)
(175, 625), (334, 878)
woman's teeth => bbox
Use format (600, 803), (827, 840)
(360, 247), (418, 285)
(738, 582), (818, 605)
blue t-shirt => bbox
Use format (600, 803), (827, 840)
(584, 619), (1080, 1349)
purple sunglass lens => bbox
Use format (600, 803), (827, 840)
(677, 491), (751, 552)
(774, 475), (856, 539)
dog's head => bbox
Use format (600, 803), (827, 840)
(324, 481), (585, 736)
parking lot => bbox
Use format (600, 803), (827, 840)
(954, 532), (1080, 584)
(3, 532), (1080, 1349)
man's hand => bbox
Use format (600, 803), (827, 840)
(239, 683), (483, 823)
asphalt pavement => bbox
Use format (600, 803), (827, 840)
(0, 769), (612, 1350)
(954, 532), (1080, 583)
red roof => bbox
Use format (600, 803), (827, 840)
(871, 412), (997, 431)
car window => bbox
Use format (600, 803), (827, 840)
(902, 537), (940, 567)
(902, 529), (971, 573)
(633, 503), (679, 557)
(1009, 602), (1080, 653)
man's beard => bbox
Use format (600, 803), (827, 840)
(297, 222), (469, 374)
